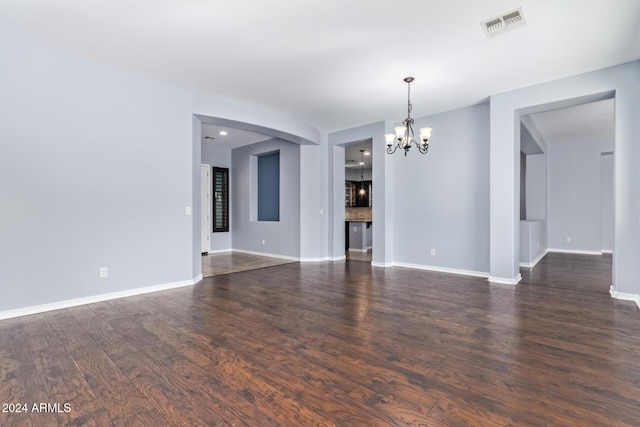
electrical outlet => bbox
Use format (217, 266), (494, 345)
(185, 206), (191, 216)
(99, 267), (108, 278)
(262, 240), (266, 246)
(537, 242), (540, 249)
(567, 237), (572, 243)
(430, 248), (436, 256)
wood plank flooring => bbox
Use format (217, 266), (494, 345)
(1, 254), (640, 426)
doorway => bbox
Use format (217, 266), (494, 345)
(518, 98), (615, 293)
(343, 140), (373, 263)
(200, 164), (211, 254)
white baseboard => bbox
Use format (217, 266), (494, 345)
(520, 249), (548, 268)
(299, 256), (334, 262)
(330, 255), (347, 262)
(371, 261), (393, 268)
(207, 249), (232, 254)
(0, 275), (202, 321)
(231, 249), (299, 261)
(547, 248), (603, 255)
(348, 248), (369, 253)
(609, 286), (640, 309)
(391, 262), (489, 279)
(602, 249), (613, 254)
(488, 274), (522, 285)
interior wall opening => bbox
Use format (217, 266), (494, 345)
(195, 114), (306, 278)
(517, 95), (615, 293)
(342, 139), (373, 263)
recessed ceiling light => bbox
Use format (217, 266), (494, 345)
(219, 131), (228, 136)
(359, 161), (365, 165)
(364, 152), (370, 156)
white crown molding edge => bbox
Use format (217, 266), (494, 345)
(609, 286), (640, 309)
(0, 275), (202, 321)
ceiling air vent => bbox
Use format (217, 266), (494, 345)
(481, 7), (526, 38)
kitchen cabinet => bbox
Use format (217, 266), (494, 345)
(346, 180), (372, 207)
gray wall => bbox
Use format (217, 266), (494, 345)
(201, 144), (232, 252)
(348, 222), (367, 251)
(520, 220), (546, 265)
(299, 138), (329, 261)
(525, 154), (546, 220)
(0, 35), (195, 311)
(600, 153), (614, 252)
(0, 34), (320, 315)
(392, 103), (490, 274)
(520, 153), (527, 220)
(547, 140), (612, 252)
(231, 138), (300, 257)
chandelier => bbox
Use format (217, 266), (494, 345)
(384, 77), (432, 156)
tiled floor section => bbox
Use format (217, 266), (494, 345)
(202, 251), (296, 277)
(346, 249), (372, 262)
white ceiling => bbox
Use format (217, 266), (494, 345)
(201, 123), (270, 150)
(528, 99), (615, 147)
(0, 1), (638, 134)
(345, 141), (373, 169)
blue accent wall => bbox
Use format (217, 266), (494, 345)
(258, 152), (280, 221)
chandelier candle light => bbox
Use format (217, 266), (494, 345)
(385, 77), (432, 156)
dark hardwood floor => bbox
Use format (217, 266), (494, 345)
(1, 254), (639, 426)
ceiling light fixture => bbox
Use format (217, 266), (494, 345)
(219, 130), (228, 136)
(385, 77), (432, 156)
